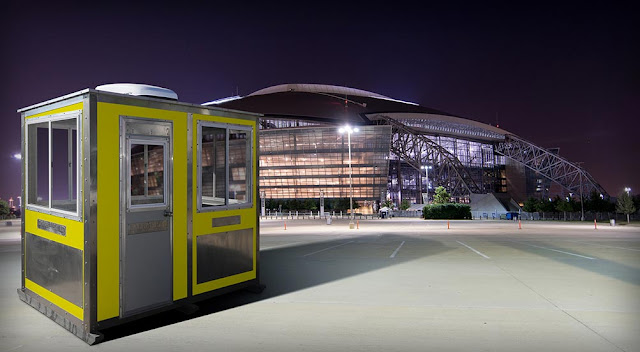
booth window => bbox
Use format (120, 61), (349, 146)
(198, 122), (252, 210)
(130, 142), (166, 206)
(26, 113), (80, 216)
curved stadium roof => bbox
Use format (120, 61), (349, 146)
(207, 83), (509, 141)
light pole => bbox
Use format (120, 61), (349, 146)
(421, 165), (432, 204)
(339, 125), (359, 229)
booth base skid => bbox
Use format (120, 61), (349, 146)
(17, 288), (103, 345)
(19, 279), (264, 345)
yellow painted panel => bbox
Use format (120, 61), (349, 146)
(26, 102), (83, 119)
(96, 102), (120, 321)
(172, 115), (188, 301)
(193, 269), (256, 296)
(97, 102), (189, 321)
(26, 279), (83, 320)
(24, 209), (84, 250)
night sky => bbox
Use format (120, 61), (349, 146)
(1, 1), (638, 202)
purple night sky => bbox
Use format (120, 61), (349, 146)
(1, 2), (638, 201)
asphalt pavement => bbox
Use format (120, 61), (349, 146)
(1, 219), (639, 352)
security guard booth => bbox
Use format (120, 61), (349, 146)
(17, 84), (262, 344)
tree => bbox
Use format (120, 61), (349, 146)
(400, 199), (410, 210)
(556, 197), (575, 221)
(433, 186), (450, 204)
(382, 199), (393, 209)
(616, 192), (636, 224)
(0, 199), (9, 219)
(585, 191), (613, 213)
(523, 197), (540, 213)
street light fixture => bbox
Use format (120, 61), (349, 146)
(339, 125), (359, 229)
(421, 165), (432, 204)
(625, 187), (631, 195)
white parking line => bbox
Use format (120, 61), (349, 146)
(456, 241), (490, 259)
(302, 241), (354, 257)
(261, 242), (302, 250)
(562, 239), (640, 252)
(389, 241), (406, 258)
(515, 241), (596, 260)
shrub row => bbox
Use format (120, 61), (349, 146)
(423, 203), (471, 219)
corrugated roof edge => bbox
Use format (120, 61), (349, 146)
(17, 89), (262, 117)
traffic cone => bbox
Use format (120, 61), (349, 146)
(447, 220), (450, 229)
(518, 219), (522, 230)
(284, 221), (287, 230)
(357, 220), (359, 229)
(594, 219), (597, 230)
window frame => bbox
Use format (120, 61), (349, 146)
(25, 110), (82, 220)
(127, 137), (169, 210)
(197, 120), (253, 212)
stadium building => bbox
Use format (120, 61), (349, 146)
(205, 83), (606, 214)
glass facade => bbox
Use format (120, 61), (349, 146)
(259, 125), (392, 200)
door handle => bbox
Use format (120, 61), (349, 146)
(164, 210), (173, 217)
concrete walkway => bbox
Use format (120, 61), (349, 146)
(1, 219), (639, 351)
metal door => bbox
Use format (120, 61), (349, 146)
(120, 118), (173, 317)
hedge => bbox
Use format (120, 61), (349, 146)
(423, 203), (471, 219)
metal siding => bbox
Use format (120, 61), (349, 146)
(196, 229), (253, 284)
(26, 232), (83, 307)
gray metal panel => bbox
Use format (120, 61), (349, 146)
(85, 93), (97, 334)
(196, 228), (253, 284)
(37, 219), (66, 236)
(123, 229), (172, 314)
(26, 233), (83, 307)
(120, 117), (174, 317)
(21, 111), (26, 290)
(212, 215), (241, 227)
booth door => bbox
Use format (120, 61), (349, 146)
(121, 119), (173, 317)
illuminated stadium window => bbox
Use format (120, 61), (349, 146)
(198, 121), (253, 211)
(26, 111), (81, 217)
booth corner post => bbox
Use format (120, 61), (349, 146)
(17, 86), (261, 344)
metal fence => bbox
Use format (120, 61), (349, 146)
(261, 211), (380, 220)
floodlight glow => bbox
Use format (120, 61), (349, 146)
(12, 153), (21, 160)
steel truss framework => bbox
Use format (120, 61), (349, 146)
(373, 115), (482, 196)
(495, 134), (608, 197)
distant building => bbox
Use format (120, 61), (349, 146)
(208, 84), (606, 211)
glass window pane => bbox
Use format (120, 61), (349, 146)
(51, 119), (77, 212)
(130, 143), (165, 206)
(229, 129), (249, 204)
(147, 144), (165, 198)
(27, 121), (49, 207)
(201, 127), (226, 207)
(130, 144), (145, 197)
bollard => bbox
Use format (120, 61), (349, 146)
(594, 219), (597, 230)
(284, 221), (287, 230)
(447, 220), (450, 229)
(357, 220), (359, 229)
(518, 219), (522, 230)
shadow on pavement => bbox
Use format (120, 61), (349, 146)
(489, 239), (640, 286)
(101, 234), (451, 342)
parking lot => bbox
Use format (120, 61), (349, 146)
(1, 219), (639, 352)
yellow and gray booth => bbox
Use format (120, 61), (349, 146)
(17, 84), (262, 344)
